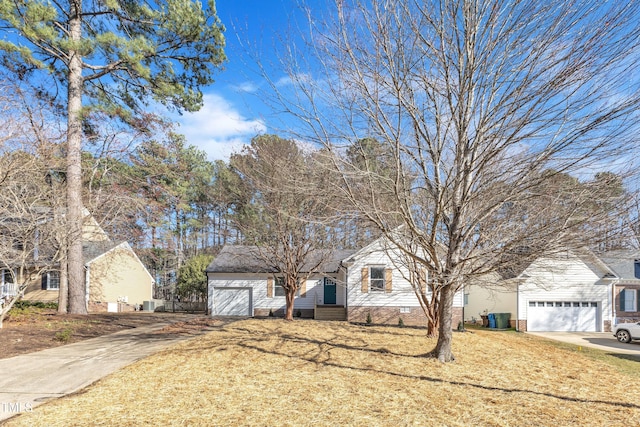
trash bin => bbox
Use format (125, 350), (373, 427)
(481, 315), (489, 327)
(494, 313), (511, 329)
(488, 313), (496, 328)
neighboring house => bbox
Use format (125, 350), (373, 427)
(2, 211), (154, 312)
(463, 272), (517, 326)
(206, 236), (465, 328)
(598, 251), (640, 324)
(465, 249), (640, 333)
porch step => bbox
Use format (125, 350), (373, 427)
(315, 306), (346, 321)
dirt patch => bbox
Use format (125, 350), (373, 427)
(0, 309), (216, 360)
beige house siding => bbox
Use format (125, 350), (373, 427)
(87, 243), (153, 307)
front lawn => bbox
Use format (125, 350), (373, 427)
(6, 319), (640, 426)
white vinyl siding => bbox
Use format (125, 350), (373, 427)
(207, 273), (346, 315)
(347, 239), (464, 309)
(518, 252), (610, 332)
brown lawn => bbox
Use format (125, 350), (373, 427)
(5, 319), (640, 426)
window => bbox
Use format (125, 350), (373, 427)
(400, 307), (411, 313)
(370, 267), (385, 291)
(2, 269), (14, 285)
(635, 260), (640, 279)
(621, 289), (638, 312)
(42, 271), (60, 290)
(274, 277), (300, 297)
(1, 269), (16, 296)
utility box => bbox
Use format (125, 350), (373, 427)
(143, 301), (155, 312)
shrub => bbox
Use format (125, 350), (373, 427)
(54, 328), (73, 343)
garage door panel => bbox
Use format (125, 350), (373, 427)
(528, 302), (598, 332)
(214, 287), (252, 316)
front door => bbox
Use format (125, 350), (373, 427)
(324, 277), (337, 304)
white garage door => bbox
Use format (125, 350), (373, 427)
(213, 287), (252, 316)
(528, 301), (599, 332)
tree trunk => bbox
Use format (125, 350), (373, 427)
(66, 1), (87, 315)
(433, 285), (456, 362)
(426, 303), (439, 338)
(284, 290), (295, 321)
(57, 256), (68, 314)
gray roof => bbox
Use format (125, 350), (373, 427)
(598, 250), (640, 280)
(83, 240), (120, 264)
(206, 245), (356, 274)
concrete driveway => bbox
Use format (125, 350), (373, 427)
(527, 331), (640, 357)
(0, 319), (219, 422)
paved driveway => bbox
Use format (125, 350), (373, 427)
(527, 331), (640, 357)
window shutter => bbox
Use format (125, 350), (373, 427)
(300, 280), (306, 298)
(41, 273), (47, 290)
(385, 268), (393, 293)
(637, 289), (640, 311)
(267, 277), (274, 298)
(620, 289), (626, 311)
(361, 268), (369, 293)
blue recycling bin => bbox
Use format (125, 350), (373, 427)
(488, 313), (496, 328)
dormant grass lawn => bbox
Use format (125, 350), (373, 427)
(6, 318), (640, 426)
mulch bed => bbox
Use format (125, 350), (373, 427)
(0, 309), (215, 359)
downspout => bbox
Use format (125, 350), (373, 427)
(85, 265), (90, 306)
(611, 278), (619, 328)
(516, 279), (520, 332)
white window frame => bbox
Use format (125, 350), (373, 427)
(274, 276), (300, 297)
(623, 289), (637, 313)
(1, 269), (16, 296)
(369, 266), (386, 292)
(43, 271), (60, 290)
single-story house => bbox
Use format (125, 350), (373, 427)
(206, 236), (464, 328)
(1, 212), (154, 312)
(465, 249), (640, 333)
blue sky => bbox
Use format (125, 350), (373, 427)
(173, 1), (311, 161)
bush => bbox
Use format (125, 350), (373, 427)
(54, 328), (73, 343)
(12, 300), (58, 310)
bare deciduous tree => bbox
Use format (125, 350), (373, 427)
(230, 134), (339, 320)
(270, 0), (640, 361)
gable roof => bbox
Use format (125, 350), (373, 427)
(598, 250), (640, 281)
(206, 245), (356, 274)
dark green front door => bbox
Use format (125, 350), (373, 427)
(324, 278), (336, 304)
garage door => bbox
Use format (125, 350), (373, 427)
(528, 301), (599, 332)
(213, 287), (252, 316)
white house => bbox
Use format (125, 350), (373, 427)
(206, 236), (464, 328)
(466, 249), (623, 332)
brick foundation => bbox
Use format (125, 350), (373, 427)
(254, 308), (314, 318)
(517, 320), (527, 331)
(347, 306), (463, 329)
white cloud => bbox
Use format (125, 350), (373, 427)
(231, 81), (259, 93)
(175, 93), (266, 161)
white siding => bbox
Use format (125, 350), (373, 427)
(208, 272), (346, 315)
(517, 252), (611, 331)
(346, 239), (463, 308)
(465, 277), (517, 322)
